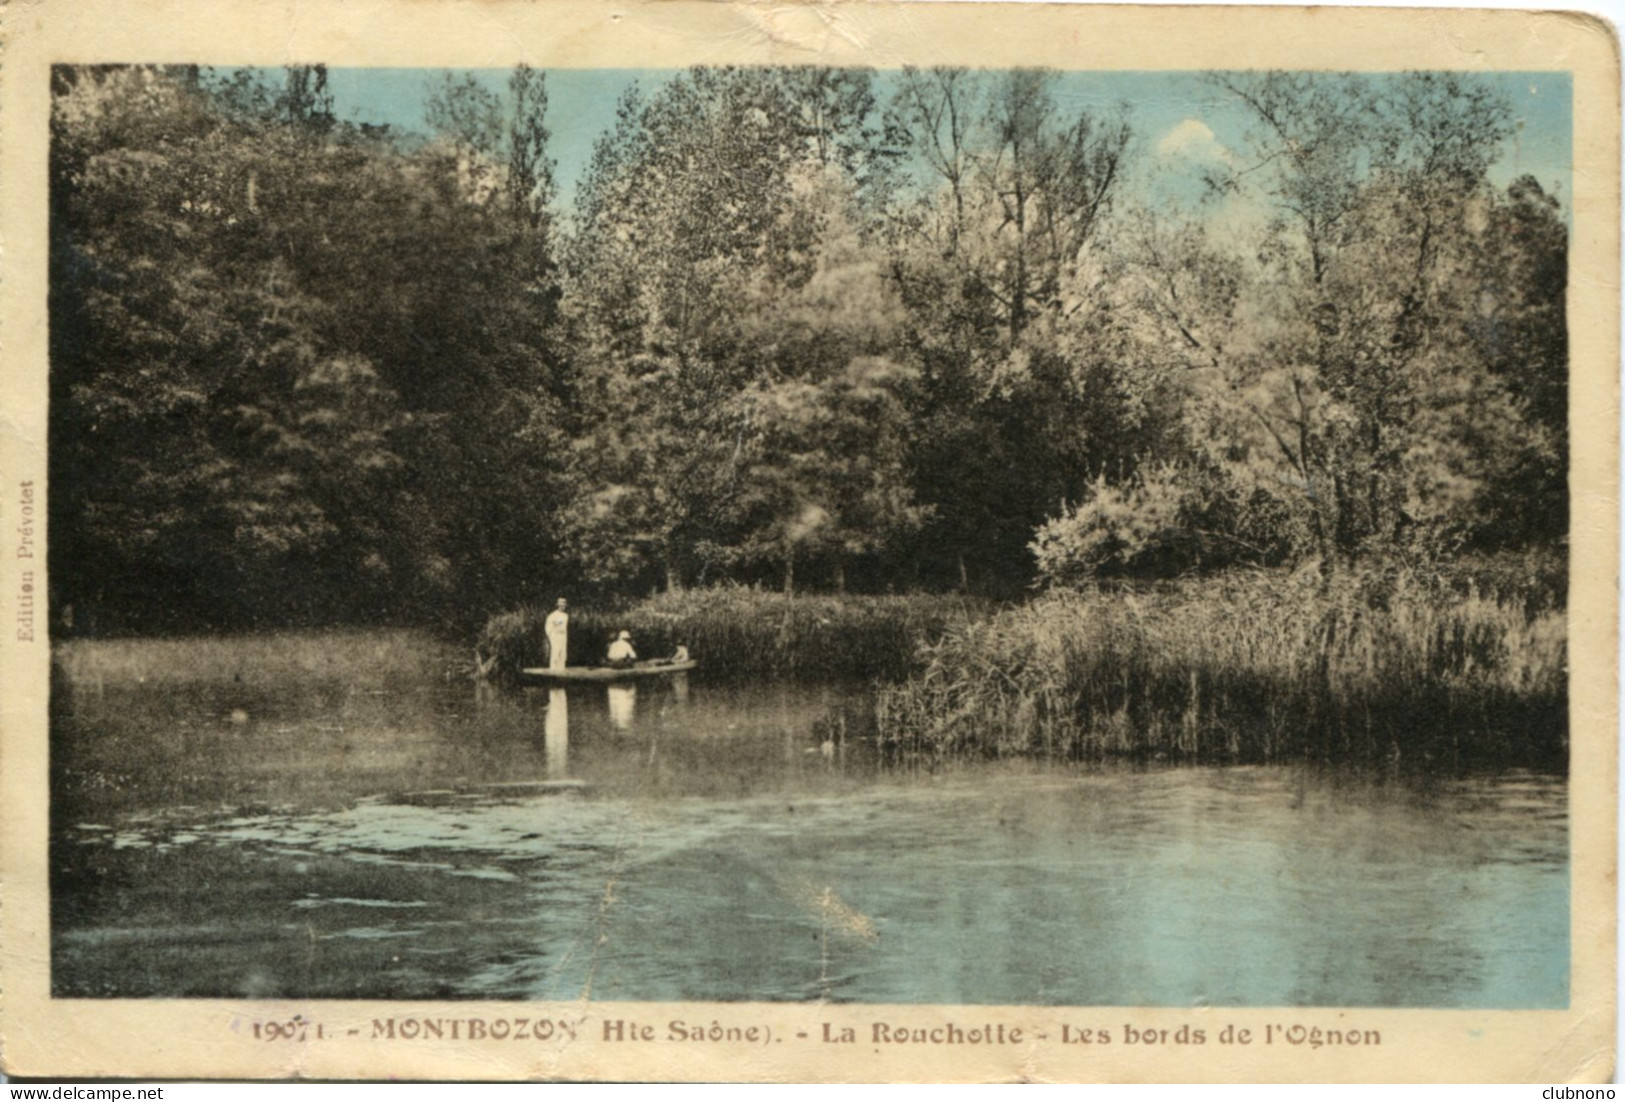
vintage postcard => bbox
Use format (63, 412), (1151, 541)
(0, 0), (1616, 1084)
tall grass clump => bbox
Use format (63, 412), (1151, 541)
(876, 567), (1566, 767)
(477, 585), (988, 683)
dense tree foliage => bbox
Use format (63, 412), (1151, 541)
(48, 64), (1567, 632)
(876, 68), (1157, 592)
(51, 65), (568, 630)
(1099, 73), (1566, 575)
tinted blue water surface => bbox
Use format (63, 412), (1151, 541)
(51, 634), (1567, 1007)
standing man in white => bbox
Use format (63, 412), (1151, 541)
(545, 598), (570, 671)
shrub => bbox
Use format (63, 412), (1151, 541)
(1031, 464), (1283, 584)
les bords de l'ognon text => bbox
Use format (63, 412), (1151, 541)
(251, 1015), (1383, 1051)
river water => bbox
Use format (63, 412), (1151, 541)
(51, 637), (1568, 1007)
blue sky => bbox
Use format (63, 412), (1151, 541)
(318, 68), (1572, 210)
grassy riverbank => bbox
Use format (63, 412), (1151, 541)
(53, 628), (453, 693)
(876, 568), (1566, 767)
(477, 587), (989, 683)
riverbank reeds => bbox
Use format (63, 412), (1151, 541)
(477, 586), (989, 683)
(875, 568), (1566, 767)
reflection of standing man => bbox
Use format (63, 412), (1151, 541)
(545, 598), (570, 671)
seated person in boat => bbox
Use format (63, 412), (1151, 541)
(606, 630), (638, 669)
(669, 642), (690, 664)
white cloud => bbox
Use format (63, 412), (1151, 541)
(1155, 118), (1232, 165)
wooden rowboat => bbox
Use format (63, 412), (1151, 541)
(519, 659), (697, 684)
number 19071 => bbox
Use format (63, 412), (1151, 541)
(253, 1017), (324, 1042)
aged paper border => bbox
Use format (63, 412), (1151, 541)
(0, 0), (1616, 1083)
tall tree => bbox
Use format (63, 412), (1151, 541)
(49, 64), (570, 630)
(1127, 72), (1541, 567)
(562, 66), (899, 590)
(733, 356), (927, 593)
(1466, 175), (1568, 549)
(882, 67), (1137, 592)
